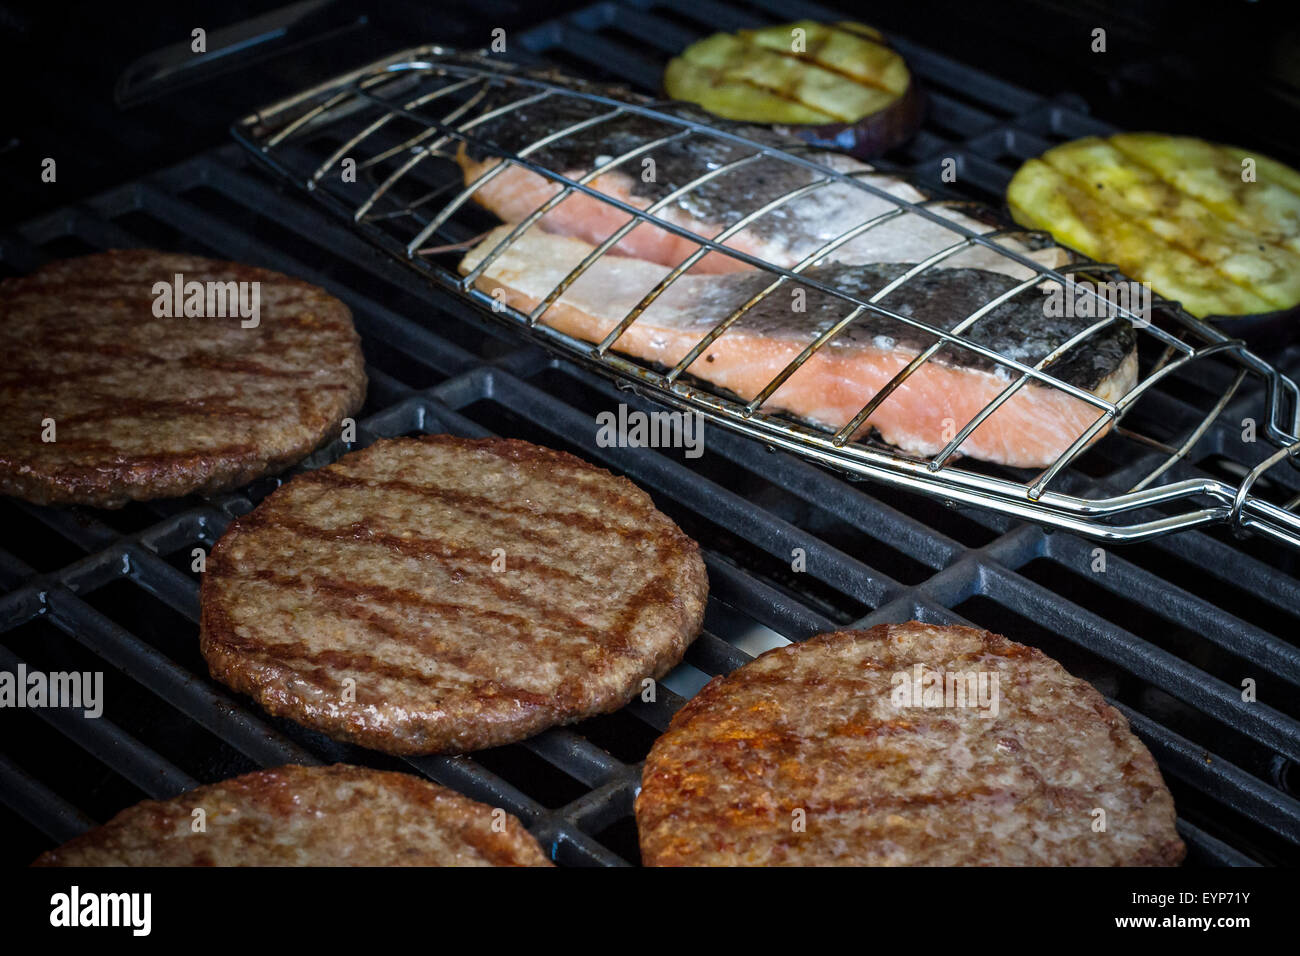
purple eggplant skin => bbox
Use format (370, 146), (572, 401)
(776, 80), (926, 161)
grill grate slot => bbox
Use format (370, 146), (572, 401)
(4, 0), (1300, 867)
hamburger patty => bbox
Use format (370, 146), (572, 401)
(33, 763), (551, 866)
(0, 249), (366, 507)
(200, 435), (708, 754)
(636, 622), (1185, 866)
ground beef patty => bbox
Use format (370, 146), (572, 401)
(637, 622), (1185, 866)
(200, 435), (708, 754)
(33, 763), (551, 866)
(0, 249), (366, 508)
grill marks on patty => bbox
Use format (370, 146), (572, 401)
(636, 622), (1185, 866)
(34, 764), (552, 867)
(200, 435), (709, 754)
(0, 249), (366, 507)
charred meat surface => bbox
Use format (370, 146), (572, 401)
(0, 249), (366, 508)
(636, 622), (1185, 866)
(200, 435), (708, 754)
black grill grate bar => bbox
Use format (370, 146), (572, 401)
(853, 567), (985, 629)
(560, 769), (640, 835)
(401, 754), (546, 821)
(1041, 535), (1300, 687)
(39, 589), (321, 768)
(521, 729), (627, 789)
(702, 554), (838, 639)
(0, 754), (97, 844)
(647, 0), (765, 32)
(4, 33), (1298, 861)
(1150, 534), (1300, 619)
(0, 646), (200, 799)
(572, 2), (700, 54)
(136, 509), (220, 556)
(2, 548), (130, 601)
(0, 548), (35, 592)
(124, 547), (200, 622)
(864, 552), (990, 619)
(550, 821), (633, 867)
(539, 25), (666, 91)
(1, 499), (227, 599)
(1117, 703), (1300, 849)
(9, 498), (123, 555)
(65, 206), (144, 251)
(968, 521), (1046, 568)
(1175, 820), (1262, 868)
(0, 588), (46, 633)
(685, 627), (758, 677)
(681, 417), (967, 570)
(365, 365), (422, 407)
(979, 562), (1300, 762)
(624, 687), (686, 734)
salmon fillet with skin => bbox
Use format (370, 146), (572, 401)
(454, 97), (1067, 277)
(460, 226), (1137, 469)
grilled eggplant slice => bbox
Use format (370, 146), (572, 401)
(1007, 134), (1300, 333)
(663, 20), (922, 158)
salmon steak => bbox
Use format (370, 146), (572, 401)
(455, 95), (1067, 278)
(460, 226), (1137, 468)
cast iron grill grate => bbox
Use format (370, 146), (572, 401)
(2, 0), (1299, 867)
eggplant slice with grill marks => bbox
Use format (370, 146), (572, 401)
(663, 19), (923, 159)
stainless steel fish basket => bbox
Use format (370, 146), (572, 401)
(232, 46), (1300, 550)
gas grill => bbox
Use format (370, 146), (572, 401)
(2, 0), (1299, 867)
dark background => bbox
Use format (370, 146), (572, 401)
(1, 0), (1297, 224)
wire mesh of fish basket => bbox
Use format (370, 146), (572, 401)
(233, 47), (1300, 549)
